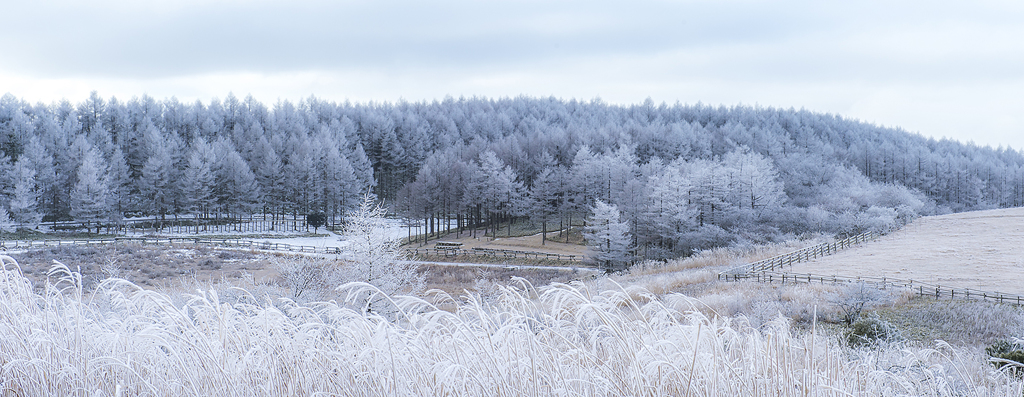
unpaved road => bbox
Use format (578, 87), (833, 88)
(788, 207), (1024, 295)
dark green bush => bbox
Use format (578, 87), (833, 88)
(847, 317), (896, 347)
(986, 340), (1024, 375)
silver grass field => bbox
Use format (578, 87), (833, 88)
(0, 255), (1021, 396)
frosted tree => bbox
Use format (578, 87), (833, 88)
(106, 148), (131, 223)
(70, 147), (110, 233)
(283, 136), (316, 215)
(181, 141), (216, 224)
(214, 147), (260, 221)
(529, 167), (566, 244)
(340, 194), (423, 312)
(722, 147), (786, 220)
(250, 136), (285, 216)
(315, 134), (358, 222)
(470, 150), (524, 238)
(0, 206), (14, 233)
(17, 137), (53, 223)
(584, 200), (632, 273)
(139, 135), (177, 222)
(9, 160), (42, 227)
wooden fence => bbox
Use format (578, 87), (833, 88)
(0, 237), (342, 255)
(719, 270), (1024, 305)
(721, 231), (880, 276)
(12, 217), (330, 235)
(407, 247), (582, 262)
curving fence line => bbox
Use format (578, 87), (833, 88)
(720, 231), (880, 276)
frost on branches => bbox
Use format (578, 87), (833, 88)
(584, 200), (632, 273)
(340, 194), (424, 313)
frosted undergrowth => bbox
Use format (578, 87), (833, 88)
(0, 255), (1020, 396)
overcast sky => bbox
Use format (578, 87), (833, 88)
(2, 0), (1023, 149)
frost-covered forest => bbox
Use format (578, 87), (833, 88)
(2, 92), (1024, 259)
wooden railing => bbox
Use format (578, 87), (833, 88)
(407, 247), (582, 262)
(720, 271), (1024, 305)
(0, 237), (343, 255)
(721, 231), (880, 276)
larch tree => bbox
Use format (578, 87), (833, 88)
(214, 146), (260, 222)
(181, 140), (216, 224)
(722, 147), (786, 220)
(0, 206), (13, 233)
(139, 134), (177, 222)
(107, 148), (131, 220)
(472, 150), (524, 238)
(9, 160), (42, 227)
(529, 167), (563, 245)
(584, 200), (631, 273)
(70, 147), (110, 233)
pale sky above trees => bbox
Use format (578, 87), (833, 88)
(1, 0), (1023, 149)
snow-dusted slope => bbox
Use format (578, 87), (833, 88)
(789, 207), (1024, 295)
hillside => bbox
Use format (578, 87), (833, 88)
(5, 94), (1024, 262)
(789, 207), (1024, 295)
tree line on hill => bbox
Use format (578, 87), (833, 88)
(1, 92), (1023, 261)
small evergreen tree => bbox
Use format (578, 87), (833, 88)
(307, 211), (327, 233)
(340, 194), (423, 313)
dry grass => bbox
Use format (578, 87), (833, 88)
(876, 299), (1024, 344)
(6, 243), (276, 290)
(2, 254), (1021, 396)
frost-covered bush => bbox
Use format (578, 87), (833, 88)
(847, 317), (899, 347)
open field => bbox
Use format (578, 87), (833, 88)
(788, 207), (1024, 295)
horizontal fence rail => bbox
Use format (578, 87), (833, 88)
(720, 271), (1024, 306)
(0, 237), (343, 255)
(721, 231), (880, 276)
(407, 246), (582, 262)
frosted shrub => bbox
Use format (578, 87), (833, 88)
(273, 255), (340, 302)
(339, 194), (424, 312)
(1, 255), (1022, 396)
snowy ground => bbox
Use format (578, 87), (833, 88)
(788, 207), (1024, 295)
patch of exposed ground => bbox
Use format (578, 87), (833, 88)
(409, 229), (587, 257)
(788, 207), (1024, 296)
(6, 243), (277, 291)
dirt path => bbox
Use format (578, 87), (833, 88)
(788, 207), (1024, 295)
(409, 230), (586, 257)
